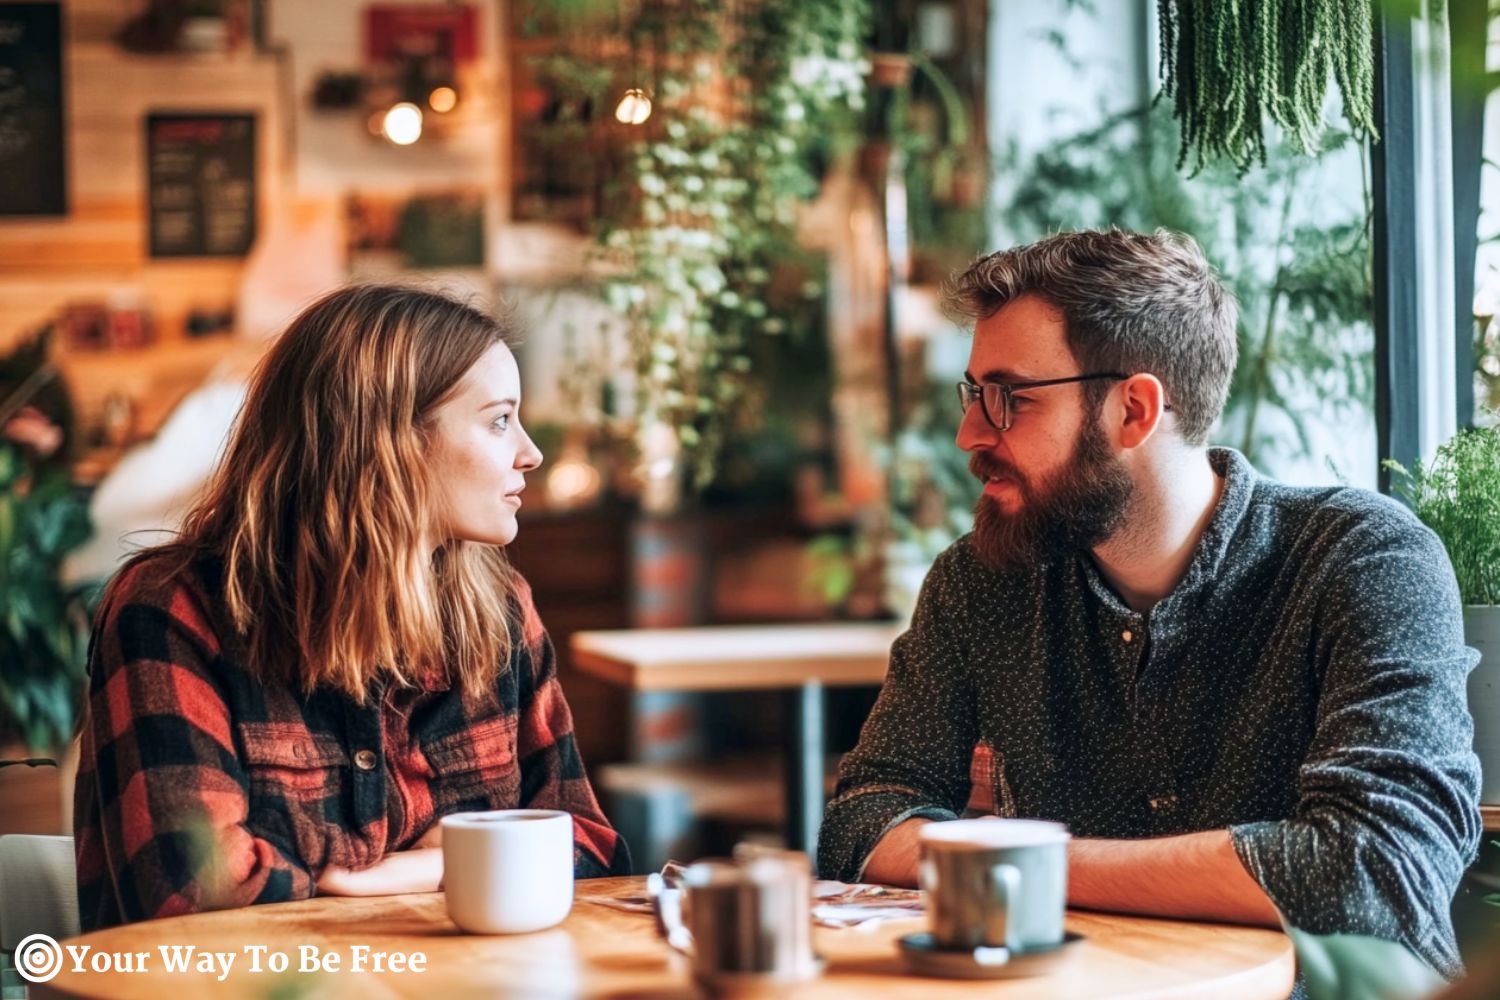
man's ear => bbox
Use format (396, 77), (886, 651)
(1118, 373), (1167, 449)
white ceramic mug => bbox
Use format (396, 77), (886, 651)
(442, 809), (574, 934)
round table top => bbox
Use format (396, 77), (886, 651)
(34, 877), (1295, 999)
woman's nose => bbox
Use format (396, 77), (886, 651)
(516, 427), (543, 471)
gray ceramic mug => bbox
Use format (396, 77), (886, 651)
(918, 818), (1071, 952)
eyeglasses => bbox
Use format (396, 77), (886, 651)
(956, 373), (1128, 432)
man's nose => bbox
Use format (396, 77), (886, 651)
(956, 401), (1001, 453)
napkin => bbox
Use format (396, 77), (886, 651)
(579, 877), (924, 930)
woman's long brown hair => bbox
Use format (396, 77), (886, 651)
(146, 284), (519, 701)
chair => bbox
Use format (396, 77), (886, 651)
(1285, 924), (1447, 1000)
(0, 835), (78, 998)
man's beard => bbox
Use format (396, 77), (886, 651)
(969, 418), (1134, 573)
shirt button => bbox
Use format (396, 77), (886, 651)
(1147, 794), (1178, 812)
(1122, 630), (1134, 643)
(354, 749), (378, 771)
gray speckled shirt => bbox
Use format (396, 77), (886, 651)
(819, 448), (1482, 978)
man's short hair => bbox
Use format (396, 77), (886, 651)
(944, 228), (1238, 445)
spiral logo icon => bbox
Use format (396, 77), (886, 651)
(15, 933), (63, 983)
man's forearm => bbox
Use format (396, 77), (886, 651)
(1068, 829), (1280, 926)
(864, 822), (1279, 927)
(860, 818), (931, 886)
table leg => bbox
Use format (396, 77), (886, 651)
(782, 681), (825, 861)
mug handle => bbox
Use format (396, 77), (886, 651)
(990, 862), (1023, 955)
(646, 872), (695, 957)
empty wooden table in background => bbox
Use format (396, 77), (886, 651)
(34, 877), (1296, 999)
(571, 622), (902, 860)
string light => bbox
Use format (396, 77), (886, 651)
(428, 86), (458, 113)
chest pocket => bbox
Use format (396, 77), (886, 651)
(238, 722), (352, 870)
(421, 714), (520, 814)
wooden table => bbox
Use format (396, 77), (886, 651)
(572, 623), (902, 858)
(34, 877), (1296, 999)
(1482, 805), (1500, 832)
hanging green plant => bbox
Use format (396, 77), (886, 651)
(522, 0), (870, 496)
(1156, 0), (1379, 173)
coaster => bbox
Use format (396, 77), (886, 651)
(897, 931), (1085, 979)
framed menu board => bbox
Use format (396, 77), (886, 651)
(0, 2), (67, 216)
(146, 112), (257, 258)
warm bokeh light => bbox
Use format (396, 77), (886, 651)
(614, 88), (652, 125)
(428, 86), (458, 113)
(381, 102), (423, 145)
(546, 457), (603, 508)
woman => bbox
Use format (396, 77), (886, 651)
(73, 285), (630, 930)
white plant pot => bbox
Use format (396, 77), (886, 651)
(178, 16), (228, 54)
(883, 544), (932, 626)
(1464, 605), (1500, 804)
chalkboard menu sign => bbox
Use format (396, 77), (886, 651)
(0, 3), (66, 216)
(146, 112), (257, 257)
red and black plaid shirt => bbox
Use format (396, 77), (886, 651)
(74, 554), (629, 931)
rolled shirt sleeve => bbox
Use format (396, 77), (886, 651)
(1229, 510), (1482, 978)
(817, 548), (977, 882)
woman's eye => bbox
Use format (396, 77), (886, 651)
(491, 413), (511, 433)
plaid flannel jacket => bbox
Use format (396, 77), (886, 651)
(74, 554), (629, 931)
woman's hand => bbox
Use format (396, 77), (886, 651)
(315, 847), (444, 897)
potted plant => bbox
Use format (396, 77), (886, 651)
(804, 379), (976, 623)
(1387, 424), (1500, 805)
(878, 381), (977, 621)
(0, 331), (94, 834)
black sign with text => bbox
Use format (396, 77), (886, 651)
(146, 112), (257, 257)
(0, 2), (66, 216)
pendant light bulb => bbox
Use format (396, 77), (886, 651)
(615, 88), (652, 125)
(381, 102), (424, 145)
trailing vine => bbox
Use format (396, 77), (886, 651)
(1156, 0), (1379, 173)
(526, 0), (870, 494)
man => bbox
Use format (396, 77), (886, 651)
(818, 228), (1481, 979)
